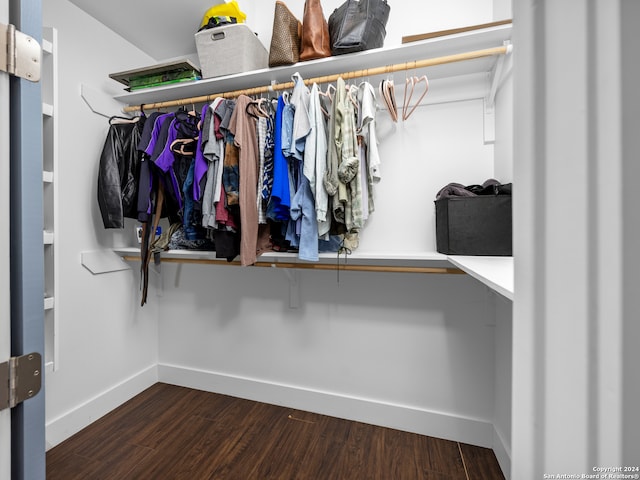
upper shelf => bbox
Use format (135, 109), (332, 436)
(113, 24), (512, 107)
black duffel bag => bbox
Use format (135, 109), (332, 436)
(328, 0), (390, 55)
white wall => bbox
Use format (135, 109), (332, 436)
(158, 266), (498, 444)
(43, 0), (160, 448)
(493, 294), (513, 475)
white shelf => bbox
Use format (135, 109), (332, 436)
(113, 24), (511, 107)
(112, 248), (513, 297)
(447, 255), (513, 300)
(113, 247), (452, 268)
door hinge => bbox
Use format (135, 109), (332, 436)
(0, 353), (42, 411)
(0, 22), (41, 82)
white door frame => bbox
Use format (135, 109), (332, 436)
(1, 0), (12, 478)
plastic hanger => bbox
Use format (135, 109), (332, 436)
(170, 138), (196, 156)
(402, 75), (429, 121)
(109, 115), (140, 125)
(379, 79), (398, 122)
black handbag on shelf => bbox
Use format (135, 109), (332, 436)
(328, 0), (390, 55)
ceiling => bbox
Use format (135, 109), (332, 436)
(68, 0), (224, 61)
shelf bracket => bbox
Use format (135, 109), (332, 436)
(151, 257), (164, 297)
(81, 250), (131, 274)
(483, 100), (495, 145)
(483, 42), (511, 145)
(486, 41), (512, 108)
(274, 265), (300, 309)
(80, 83), (126, 119)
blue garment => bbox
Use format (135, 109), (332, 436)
(182, 160), (199, 240)
(289, 164), (318, 261)
(281, 103), (295, 160)
(267, 96), (291, 221)
(221, 131), (239, 208)
(318, 235), (342, 252)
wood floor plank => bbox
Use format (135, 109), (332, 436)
(128, 386), (209, 450)
(208, 403), (293, 479)
(242, 409), (328, 479)
(294, 412), (353, 479)
(459, 442), (506, 480)
(46, 450), (105, 480)
(46, 383), (506, 480)
(125, 414), (225, 480)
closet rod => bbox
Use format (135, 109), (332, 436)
(121, 255), (464, 275)
(122, 45), (509, 113)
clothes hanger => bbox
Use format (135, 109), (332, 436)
(109, 115), (140, 125)
(187, 103), (199, 117)
(322, 83), (336, 101)
(402, 75), (429, 121)
(317, 84), (332, 118)
(245, 98), (269, 119)
(170, 138), (196, 156)
(318, 84), (336, 107)
(379, 79), (398, 122)
(346, 84), (359, 109)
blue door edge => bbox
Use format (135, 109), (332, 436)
(9, 0), (45, 478)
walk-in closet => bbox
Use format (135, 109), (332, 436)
(3, 0), (638, 479)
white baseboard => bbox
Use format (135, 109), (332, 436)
(45, 365), (158, 450)
(493, 425), (512, 479)
(158, 363), (494, 448)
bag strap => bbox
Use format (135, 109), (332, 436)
(140, 182), (165, 306)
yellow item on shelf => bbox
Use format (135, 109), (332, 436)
(200, 1), (247, 28)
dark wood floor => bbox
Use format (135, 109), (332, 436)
(47, 383), (505, 480)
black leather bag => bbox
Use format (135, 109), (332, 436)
(328, 0), (390, 55)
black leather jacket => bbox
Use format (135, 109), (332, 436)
(97, 118), (145, 228)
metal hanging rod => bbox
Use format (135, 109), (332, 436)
(122, 45), (510, 113)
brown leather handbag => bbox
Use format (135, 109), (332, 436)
(268, 1), (302, 67)
(300, 0), (331, 61)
